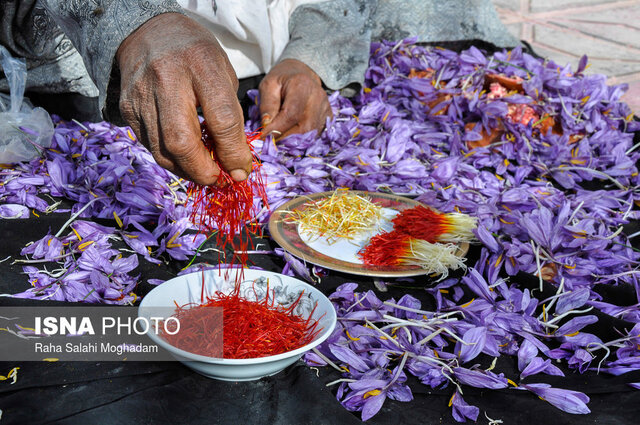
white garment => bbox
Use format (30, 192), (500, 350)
(178, 0), (323, 79)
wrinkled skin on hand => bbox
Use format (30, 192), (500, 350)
(259, 59), (332, 140)
(116, 13), (252, 185)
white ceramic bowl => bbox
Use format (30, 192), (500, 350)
(138, 268), (337, 381)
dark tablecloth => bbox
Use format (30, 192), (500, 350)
(1, 213), (640, 425)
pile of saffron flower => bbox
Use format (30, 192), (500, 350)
(0, 38), (638, 422)
(0, 122), (207, 303)
(242, 40), (640, 421)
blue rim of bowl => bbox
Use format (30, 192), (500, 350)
(138, 269), (338, 364)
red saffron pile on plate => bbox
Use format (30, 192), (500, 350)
(162, 282), (322, 359)
(187, 122), (269, 270)
(358, 205), (476, 277)
(390, 205), (475, 243)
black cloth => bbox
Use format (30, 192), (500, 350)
(1, 213), (640, 425)
(3, 41), (640, 425)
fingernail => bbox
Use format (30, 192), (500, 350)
(261, 113), (272, 126)
(230, 169), (248, 182)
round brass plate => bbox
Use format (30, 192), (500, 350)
(268, 191), (469, 278)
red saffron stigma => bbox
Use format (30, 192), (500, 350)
(187, 122), (269, 277)
(359, 230), (408, 266)
(163, 280), (323, 359)
(390, 205), (449, 243)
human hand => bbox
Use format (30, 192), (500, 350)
(259, 59), (332, 139)
(116, 13), (251, 186)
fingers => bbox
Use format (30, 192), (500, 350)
(157, 87), (222, 186)
(258, 77), (282, 130)
(120, 91), (188, 179)
(258, 59), (333, 140)
(261, 86), (307, 137)
(196, 74), (252, 182)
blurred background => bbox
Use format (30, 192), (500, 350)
(493, 0), (640, 113)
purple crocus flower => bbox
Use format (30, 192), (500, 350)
(520, 383), (590, 414)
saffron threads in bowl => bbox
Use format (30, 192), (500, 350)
(162, 281), (322, 359)
(285, 189), (383, 243)
(359, 232), (466, 278)
(187, 122), (269, 269)
(391, 205), (477, 243)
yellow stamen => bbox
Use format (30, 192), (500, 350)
(564, 331), (580, 337)
(71, 227), (82, 241)
(345, 329), (360, 341)
(363, 389), (382, 399)
(113, 211), (123, 228)
(32, 210), (40, 217)
(166, 232), (180, 247)
(448, 393), (456, 407)
(460, 298), (475, 308)
(0, 367), (19, 383)
(78, 240), (95, 251)
(357, 155), (369, 166)
(507, 378), (518, 387)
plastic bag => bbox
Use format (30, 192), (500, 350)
(0, 45), (54, 163)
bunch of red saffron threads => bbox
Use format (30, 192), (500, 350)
(390, 205), (476, 243)
(187, 122), (269, 273)
(181, 125), (325, 358)
(359, 205), (476, 277)
(163, 278), (322, 359)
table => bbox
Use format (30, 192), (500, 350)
(1, 213), (639, 425)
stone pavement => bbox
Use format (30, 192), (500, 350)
(494, 0), (640, 113)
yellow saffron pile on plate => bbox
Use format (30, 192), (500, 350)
(285, 189), (383, 244)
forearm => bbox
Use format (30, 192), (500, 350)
(278, 0), (378, 91)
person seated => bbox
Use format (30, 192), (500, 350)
(0, 0), (517, 185)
